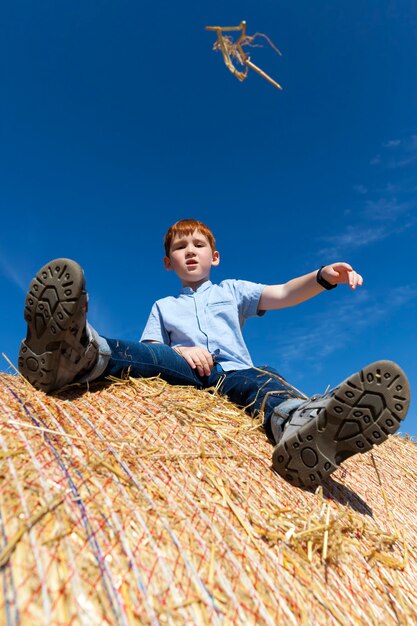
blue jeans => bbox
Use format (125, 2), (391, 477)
(99, 338), (304, 441)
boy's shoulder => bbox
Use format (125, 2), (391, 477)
(218, 278), (266, 292)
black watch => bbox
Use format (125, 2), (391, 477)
(316, 266), (337, 290)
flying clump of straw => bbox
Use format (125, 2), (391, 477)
(1, 372), (417, 624)
(206, 20), (283, 91)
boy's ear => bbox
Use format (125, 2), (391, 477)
(163, 256), (172, 271)
(211, 251), (220, 266)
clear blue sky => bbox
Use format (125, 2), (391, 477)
(1, 1), (416, 434)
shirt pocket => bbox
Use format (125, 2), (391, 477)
(206, 300), (237, 324)
(207, 299), (235, 309)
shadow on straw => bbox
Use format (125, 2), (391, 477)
(320, 478), (373, 516)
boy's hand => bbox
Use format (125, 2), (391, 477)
(321, 262), (363, 290)
(173, 346), (214, 376)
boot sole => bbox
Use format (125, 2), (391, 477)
(271, 360), (410, 488)
(18, 258), (87, 392)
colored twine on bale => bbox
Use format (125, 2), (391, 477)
(0, 371), (417, 625)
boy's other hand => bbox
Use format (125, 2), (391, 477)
(322, 262), (363, 290)
(173, 346), (214, 376)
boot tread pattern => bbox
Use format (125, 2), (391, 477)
(272, 360), (410, 488)
(18, 259), (88, 392)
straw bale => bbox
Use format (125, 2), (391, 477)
(0, 372), (417, 625)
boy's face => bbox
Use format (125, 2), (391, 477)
(164, 230), (220, 288)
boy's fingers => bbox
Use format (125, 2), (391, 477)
(191, 349), (213, 375)
(322, 263), (363, 290)
(348, 270), (363, 289)
(334, 262), (353, 272)
(175, 347), (214, 375)
(201, 350), (214, 375)
(328, 264), (362, 285)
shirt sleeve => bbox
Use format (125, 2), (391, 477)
(140, 302), (170, 344)
(230, 280), (266, 320)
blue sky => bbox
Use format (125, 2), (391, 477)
(1, 1), (416, 434)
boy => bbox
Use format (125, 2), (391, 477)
(18, 219), (410, 488)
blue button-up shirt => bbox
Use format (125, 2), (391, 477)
(140, 279), (265, 371)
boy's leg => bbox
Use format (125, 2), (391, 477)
(214, 366), (304, 440)
(99, 338), (203, 388)
(18, 258), (201, 393)
(214, 362), (409, 488)
(271, 360), (410, 488)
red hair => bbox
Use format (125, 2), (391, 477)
(164, 219), (216, 256)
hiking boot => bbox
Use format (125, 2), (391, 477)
(271, 360), (410, 488)
(18, 258), (99, 393)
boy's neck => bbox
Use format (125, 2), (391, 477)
(181, 277), (212, 291)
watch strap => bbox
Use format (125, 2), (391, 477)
(316, 266), (337, 290)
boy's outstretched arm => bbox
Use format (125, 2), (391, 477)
(258, 262), (363, 311)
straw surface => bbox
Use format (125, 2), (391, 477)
(1, 372), (416, 625)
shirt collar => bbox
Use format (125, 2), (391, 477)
(180, 280), (212, 295)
